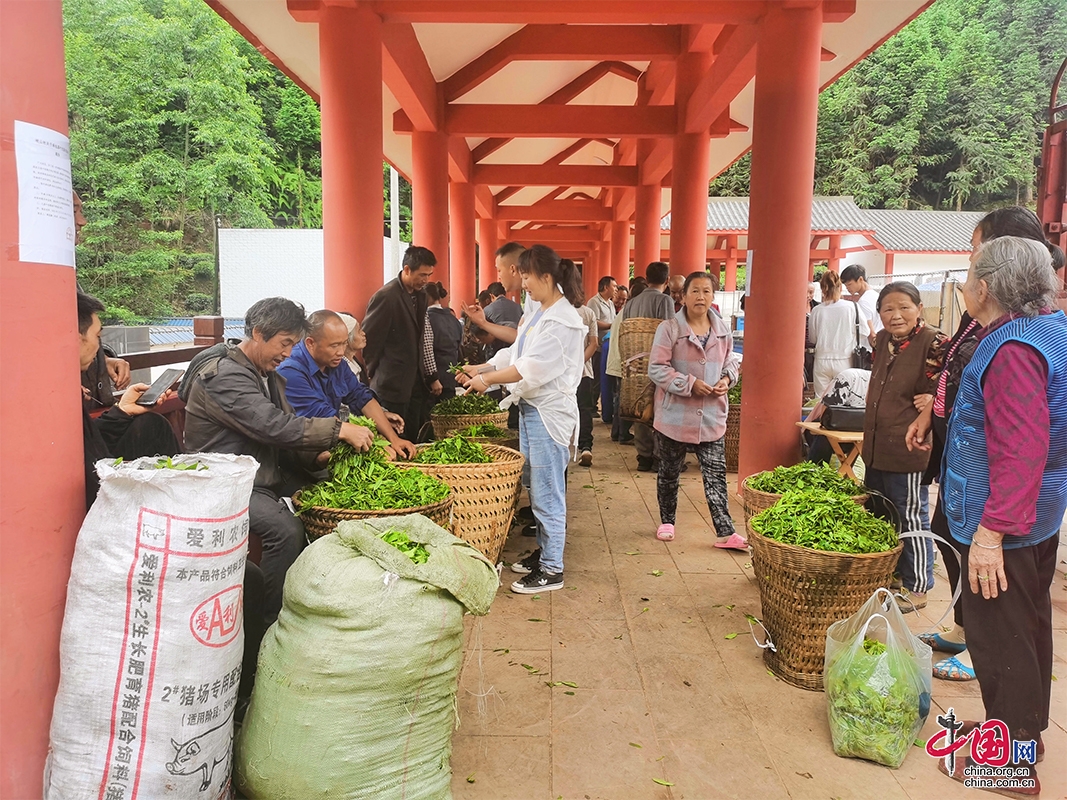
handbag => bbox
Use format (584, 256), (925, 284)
(821, 404), (865, 432)
(851, 302), (873, 370)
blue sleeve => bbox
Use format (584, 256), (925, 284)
(277, 362), (339, 419)
(338, 367), (376, 414)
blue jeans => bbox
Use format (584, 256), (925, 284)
(519, 402), (570, 574)
(865, 467), (934, 593)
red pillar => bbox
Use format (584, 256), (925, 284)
(634, 177), (661, 272)
(411, 130), (450, 287)
(449, 180), (476, 305)
(477, 217), (498, 290)
(884, 252), (895, 276)
(828, 234), (842, 272)
(610, 218), (630, 284)
(724, 234), (739, 291)
(738, 3), (823, 482)
(1, 1), (86, 792)
(319, 5), (382, 317)
(585, 244), (601, 300)
(669, 51), (713, 272)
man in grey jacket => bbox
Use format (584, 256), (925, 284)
(184, 297), (374, 620)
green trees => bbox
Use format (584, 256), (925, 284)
(711, 0), (1067, 212)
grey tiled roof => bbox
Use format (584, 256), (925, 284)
(660, 196), (983, 253)
(862, 209), (983, 253)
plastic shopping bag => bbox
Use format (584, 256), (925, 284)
(824, 587), (932, 768)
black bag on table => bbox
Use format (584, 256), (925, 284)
(821, 405), (865, 432)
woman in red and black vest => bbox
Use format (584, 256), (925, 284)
(862, 282), (948, 612)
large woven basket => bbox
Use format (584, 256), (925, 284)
(469, 434), (519, 452)
(741, 476), (867, 525)
(397, 444), (524, 563)
(746, 521), (903, 691)
(724, 404), (741, 472)
(293, 492), (454, 542)
(618, 317), (663, 423)
(430, 411), (509, 440)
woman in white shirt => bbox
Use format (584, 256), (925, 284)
(459, 245), (586, 594)
(807, 270), (869, 396)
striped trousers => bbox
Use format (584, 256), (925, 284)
(865, 467), (934, 593)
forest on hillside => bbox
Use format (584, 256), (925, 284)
(64, 0), (1066, 321)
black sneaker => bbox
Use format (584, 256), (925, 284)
(511, 566), (564, 594)
(521, 522), (538, 537)
(516, 505), (535, 521)
(637, 456), (656, 472)
(510, 549), (541, 575)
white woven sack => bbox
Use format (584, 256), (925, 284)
(45, 453), (258, 800)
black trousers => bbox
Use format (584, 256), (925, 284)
(931, 498), (964, 628)
(248, 484), (307, 623)
(108, 413), (180, 462)
(238, 560), (266, 710)
(961, 533), (1058, 741)
(576, 376), (595, 451)
(382, 383), (431, 443)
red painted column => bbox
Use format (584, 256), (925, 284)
(738, 3), (823, 482)
(828, 234), (842, 272)
(884, 252), (896, 276)
(319, 4), (382, 317)
(1, 0), (86, 792)
(724, 234), (739, 291)
(584, 244), (601, 299)
(610, 218), (631, 284)
(449, 180), (476, 305)
(477, 217), (498, 289)
(411, 129), (450, 286)
(669, 51), (713, 273)
(634, 179), (661, 271)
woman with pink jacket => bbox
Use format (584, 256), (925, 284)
(648, 271), (744, 548)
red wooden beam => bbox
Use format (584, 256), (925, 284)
(474, 184), (496, 219)
(470, 63), (637, 163)
(446, 104), (676, 137)
(822, 0), (857, 24)
(381, 22), (441, 131)
(684, 24), (757, 133)
(474, 163), (637, 187)
(510, 226), (597, 242)
(443, 25), (680, 101)
(496, 200), (612, 222)
(364, 1), (769, 25)
(687, 23), (725, 52)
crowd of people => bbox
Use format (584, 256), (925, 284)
(77, 205), (1065, 792)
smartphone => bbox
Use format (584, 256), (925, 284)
(136, 368), (185, 406)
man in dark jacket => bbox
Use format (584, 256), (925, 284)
(184, 297), (375, 620)
(362, 245), (442, 440)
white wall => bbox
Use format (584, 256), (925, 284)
(219, 229), (404, 319)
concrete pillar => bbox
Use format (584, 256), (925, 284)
(319, 4), (382, 316)
(1, 0), (87, 792)
(610, 218), (630, 285)
(411, 129), (450, 287)
(669, 51), (713, 273)
(449, 180), (476, 305)
(634, 183), (661, 274)
(738, 3), (823, 482)
(724, 234), (739, 291)
(477, 217), (498, 290)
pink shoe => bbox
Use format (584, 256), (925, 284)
(714, 533), (748, 551)
(656, 524), (675, 541)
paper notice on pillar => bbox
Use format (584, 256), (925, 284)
(744, 250), (754, 296)
(14, 120), (76, 267)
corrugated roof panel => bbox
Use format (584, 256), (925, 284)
(661, 196), (873, 233)
(862, 209), (983, 253)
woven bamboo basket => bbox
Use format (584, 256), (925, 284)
(430, 410), (509, 440)
(741, 476), (868, 525)
(617, 317), (664, 423)
(724, 404), (741, 472)
(397, 443), (525, 563)
(468, 434), (520, 452)
(293, 492), (454, 542)
(746, 520), (903, 691)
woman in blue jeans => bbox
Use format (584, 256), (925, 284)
(459, 245), (586, 593)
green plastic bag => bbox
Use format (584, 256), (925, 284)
(824, 588), (932, 768)
(235, 514), (498, 799)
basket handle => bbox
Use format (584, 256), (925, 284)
(745, 614), (777, 652)
(896, 530), (962, 634)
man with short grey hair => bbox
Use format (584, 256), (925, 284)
(184, 296), (375, 621)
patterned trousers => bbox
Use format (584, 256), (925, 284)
(655, 431), (735, 537)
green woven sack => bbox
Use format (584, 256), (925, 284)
(235, 514), (498, 799)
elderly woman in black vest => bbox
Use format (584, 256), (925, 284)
(862, 282), (948, 611)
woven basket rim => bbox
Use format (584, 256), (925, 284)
(618, 317), (665, 333)
(400, 443), (525, 471)
(429, 409), (508, 421)
(292, 490), (453, 516)
(741, 475), (867, 503)
(745, 520), (903, 562)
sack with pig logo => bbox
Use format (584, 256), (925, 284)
(236, 514), (499, 800)
(45, 454), (258, 800)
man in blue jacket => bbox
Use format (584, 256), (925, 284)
(278, 309), (417, 460)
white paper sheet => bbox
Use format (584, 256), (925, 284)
(14, 120), (75, 267)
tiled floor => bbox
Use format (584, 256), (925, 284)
(450, 424), (1067, 800)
